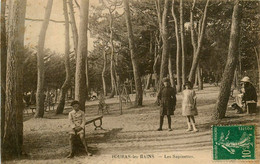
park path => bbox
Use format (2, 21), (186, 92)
(7, 85), (260, 164)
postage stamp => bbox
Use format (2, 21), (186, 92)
(213, 125), (255, 160)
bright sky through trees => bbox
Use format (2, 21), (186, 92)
(24, 0), (99, 53)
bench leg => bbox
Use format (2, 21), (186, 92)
(93, 119), (104, 130)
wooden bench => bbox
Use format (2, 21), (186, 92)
(144, 89), (156, 97)
(26, 106), (36, 115)
(85, 116), (104, 130)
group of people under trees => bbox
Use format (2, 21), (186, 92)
(23, 91), (55, 107)
(66, 76), (257, 158)
(203, 72), (220, 86)
(66, 77), (199, 158)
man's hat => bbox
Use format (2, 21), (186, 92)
(163, 78), (170, 83)
(241, 76), (250, 83)
(71, 100), (80, 106)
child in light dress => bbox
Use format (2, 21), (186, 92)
(182, 81), (198, 132)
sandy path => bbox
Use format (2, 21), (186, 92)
(5, 85), (260, 164)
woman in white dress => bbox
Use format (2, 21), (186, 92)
(182, 81), (198, 132)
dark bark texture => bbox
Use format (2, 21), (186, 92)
(1, 0), (7, 142)
(102, 50), (107, 96)
(56, 0), (71, 114)
(123, 0), (143, 106)
(213, 0), (241, 120)
(171, 0), (182, 92)
(159, 0), (170, 90)
(188, 0), (209, 85)
(180, 0), (186, 85)
(75, 0), (89, 111)
(3, 0), (27, 158)
(35, 0), (53, 118)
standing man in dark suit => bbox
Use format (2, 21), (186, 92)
(157, 78), (177, 131)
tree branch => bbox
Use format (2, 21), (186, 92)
(74, 0), (80, 10)
(25, 17), (67, 23)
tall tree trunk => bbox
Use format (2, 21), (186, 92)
(30, 90), (35, 104)
(155, 0), (163, 91)
(153, 41), (159, 91)
(123, 0), (143, 106)
(109, 56), (116, 97)
(167, 3), (174, 88)
(155, 0), (162, 36)
(198, 64), (203, 90)
(56, 0), (71, 114)
(188, 0), (210, 85)
(172, 0), (182, 92)
(213, 0), (241, 120)
(194, 70), (198, 86)
(145, 74), (152, 90)
(1, 0), (7, 142)
(145, 33), (153, 90)
(102, 50), (107, 96)
(153, 31), (161, 91)
(68, 0), (78, 55)
(168, 54), (175, 88)
(75, 0), (89, 111)
(109, 11), (116, 98)
(254, 47), (260, 94)
(55, 89), (58, 103)
(180, 0), (186, 85)
(85, 59), (89, 100)
(233, 68), (238, 89)
(3, 0), (27, 158)
(159, 0), (170, 90)
(35, 0), (53, 118)
(68, 0), (79, 100)
(190, 0), (198, 86)
(85, 0), (90, 100)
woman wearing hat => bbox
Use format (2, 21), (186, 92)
(241, 77), (257, 109)
(232, 76), (257, 113)
(157, 78), (176, 131)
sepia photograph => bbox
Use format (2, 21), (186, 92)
(1, 0), (259, 163)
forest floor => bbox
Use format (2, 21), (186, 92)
(4, 85), (260, 164)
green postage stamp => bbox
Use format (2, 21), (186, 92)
(213, 125), (255, 160)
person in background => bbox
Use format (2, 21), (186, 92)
(231, 76), (257, 113)
(241, 76), (257, 108)
(182, 81), (198, 132)
(157, 78), (176, 131)
(67, 100), (92, 158)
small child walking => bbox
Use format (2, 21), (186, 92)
(182, 81), (198, 132)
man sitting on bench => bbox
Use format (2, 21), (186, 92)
(67, 100), (92, 158)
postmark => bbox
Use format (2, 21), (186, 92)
(213, 125), (255, 160)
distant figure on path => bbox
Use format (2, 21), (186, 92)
(182, 81), (198, 132)
(66, 100), (92, 158)
(157, 78), (176, 131)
